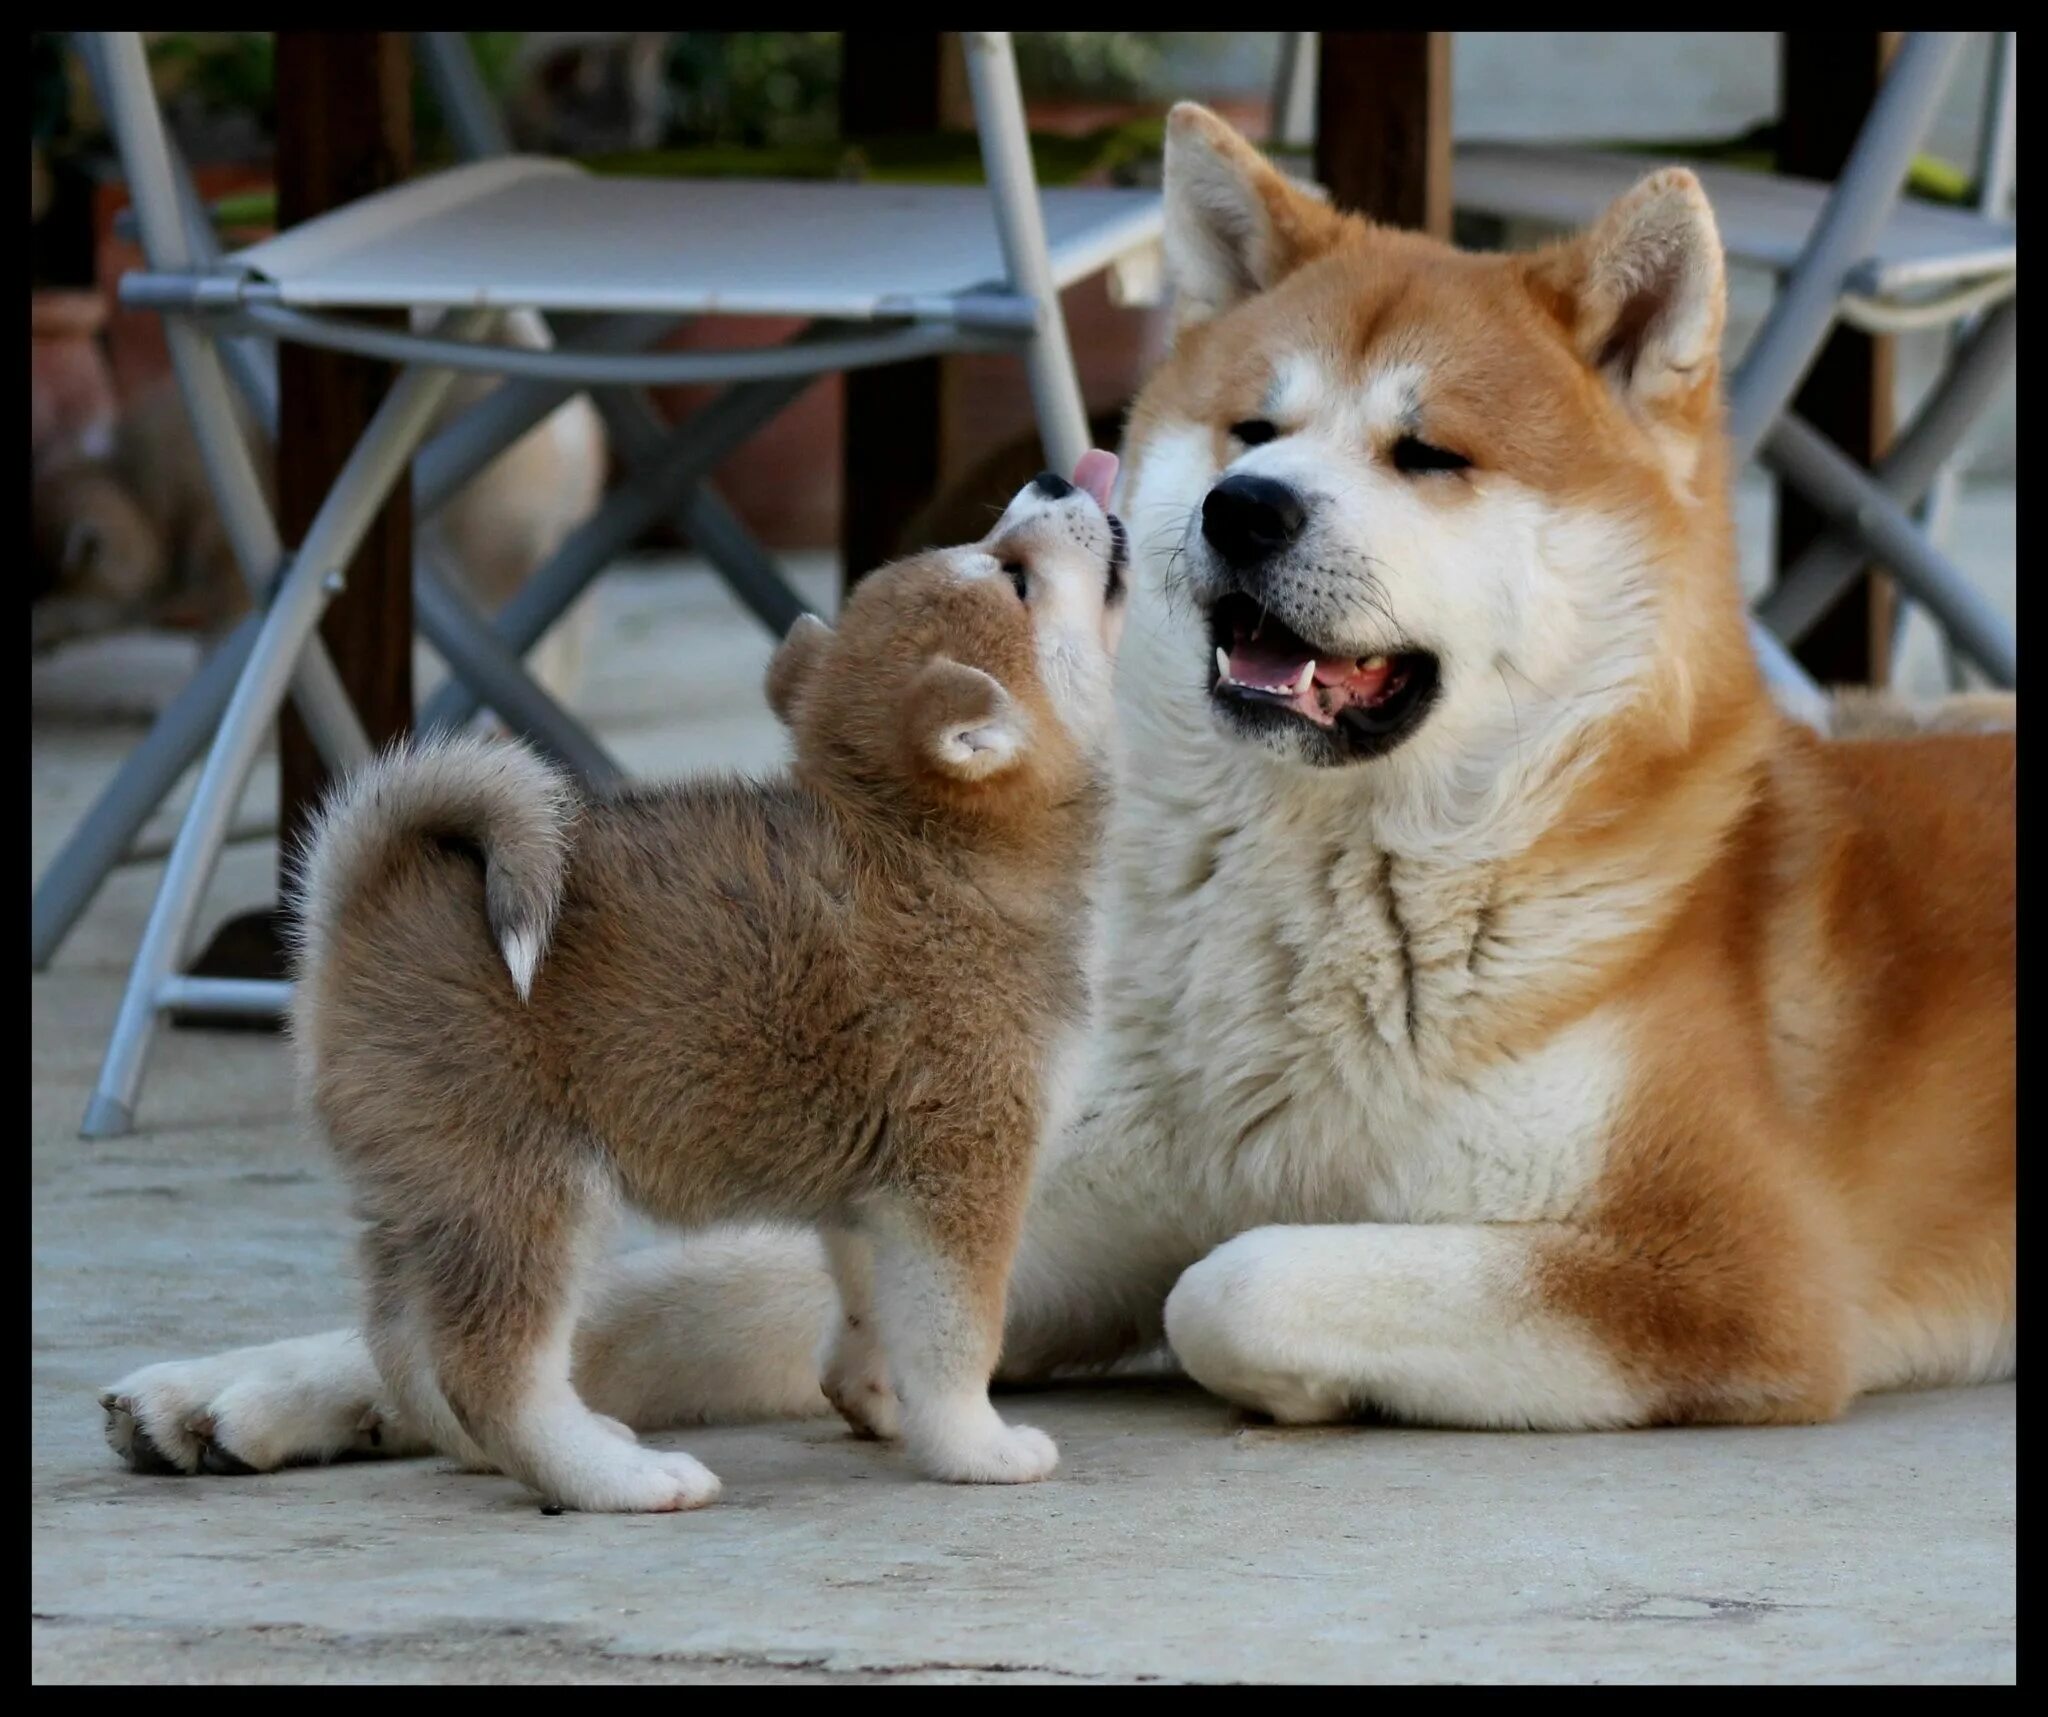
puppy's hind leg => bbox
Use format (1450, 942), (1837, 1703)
(865, 1183), (1058, 1485)
(819, 1224), (901, 1441)
(361, 1138), (721, 1514)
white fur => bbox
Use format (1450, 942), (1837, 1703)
(100, 1331), (429, 1474)
(981, 478), (1125, 748)
(500, 927), (544, 1002)
(864, 1200), (1057, 1484)
(1165, 1224), (1645, 1428)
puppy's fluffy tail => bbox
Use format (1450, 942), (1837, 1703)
(290, 734), (579, 1001)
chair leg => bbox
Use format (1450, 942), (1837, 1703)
(31, 614), (262, 972)
(668, 483), (817, 637)
(964, 31), (1091, 478)
(82, 343), (476, 1138)
(1756, 299), (2017, 649)
(1268, 34), (1318, 149)
(412, 550), (623, 787)
(590, 384), (816, 631)
(1727, 32), (1968, 463)
(1762, 414), (2015, 689)
(421, 366), (821, 732)
(1750, 621), (1831, 729)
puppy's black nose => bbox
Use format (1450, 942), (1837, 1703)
(1032, 471), (1075, 500)
(1202, 474), (1306, 567)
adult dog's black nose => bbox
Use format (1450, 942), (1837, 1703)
(1202, 474), (1306, 567)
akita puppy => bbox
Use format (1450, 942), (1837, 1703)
(285, 464), (1123, 1510)
(101, 107), (2011, 1480)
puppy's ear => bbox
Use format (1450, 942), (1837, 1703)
(765, 613), (832, 725)
(1525, 168), (1726, 412)
(1162, 102), (1348, 328)
(905, 659), (1029, 783)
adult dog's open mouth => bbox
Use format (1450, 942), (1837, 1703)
(1206, 591), (1439, 762)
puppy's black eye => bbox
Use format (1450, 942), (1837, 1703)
(1003, 561), (1029, 600)
(1391, 435), (1471, 475)
(1230, 419), (1279, 447)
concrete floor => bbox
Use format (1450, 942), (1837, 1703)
(32, 541), (2015, 1684)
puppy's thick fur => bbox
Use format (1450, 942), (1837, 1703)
(288, 476), (1123, 1510)
(103, 108), (2012, 1479)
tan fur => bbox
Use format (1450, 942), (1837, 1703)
(289, 478), (1124, 1508)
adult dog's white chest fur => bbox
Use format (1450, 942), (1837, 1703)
(1064, 602), (1628, 1249)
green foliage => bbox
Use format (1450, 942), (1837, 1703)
(1012, 32), (1173, 100)
(663, 32), (842, 149)
(146, 31), (276, 127)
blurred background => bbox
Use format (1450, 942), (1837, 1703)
(31, 31), (2015, 560)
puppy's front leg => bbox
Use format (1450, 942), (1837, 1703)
(865, 1190), (1058, 1484)
(819, 1225), (901, 1440)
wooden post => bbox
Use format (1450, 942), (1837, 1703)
(275, 31), (416, 870)
(1777, 32), (1899, 687)
(1314, 33), (1453, 236)
(839, 31), (948, 592)
(180, 32), (415, 1011)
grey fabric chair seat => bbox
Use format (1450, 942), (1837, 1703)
(1456, 143), (2014, 300)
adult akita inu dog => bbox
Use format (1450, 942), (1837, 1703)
(103, 104), (2012, 1478)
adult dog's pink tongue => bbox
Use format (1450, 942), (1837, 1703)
(1073, 449), (1119, 509)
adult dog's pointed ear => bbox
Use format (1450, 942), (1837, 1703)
(1162, 102), (1349, 328)
(904, 658), (1030, 784)
(1524, 168), (1727, 412)
(765, 612), (832, 726)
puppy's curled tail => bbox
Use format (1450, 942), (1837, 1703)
(289, 734), (579, 1002)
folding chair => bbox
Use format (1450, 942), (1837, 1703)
(58, 30), (1164, 1138)
(1268, 32), (2017, 713)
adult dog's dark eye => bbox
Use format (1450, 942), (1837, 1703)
(1391, 435), (1471, 475)
(1003, 561), (1029, 600)
(1230, 419), (1280, 447)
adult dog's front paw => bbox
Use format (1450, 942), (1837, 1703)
(98, 1332), (411, 1475)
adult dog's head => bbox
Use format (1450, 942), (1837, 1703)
(1120, 105), (1758, 805)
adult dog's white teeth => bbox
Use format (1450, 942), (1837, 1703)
(1362, 654), (1390, 673)
(1294, 661), (1316, 695)
(1215, 647), (1231, 683)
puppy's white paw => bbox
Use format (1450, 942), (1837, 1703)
(99, 1333), (396, 1475)
(821, 1331), (901, 1441)
(540, 1445), (722, 1514)
(917, 1421), (1059, 1486)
